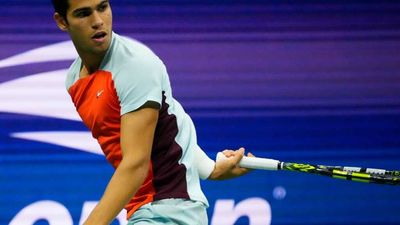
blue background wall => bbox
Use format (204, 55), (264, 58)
(1, 1), (399, 224)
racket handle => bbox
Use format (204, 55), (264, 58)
(216, 152), (280, 170)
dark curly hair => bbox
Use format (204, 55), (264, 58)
(51, 0), (70, 20)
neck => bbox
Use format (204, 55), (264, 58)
(79, 51), (106, 74)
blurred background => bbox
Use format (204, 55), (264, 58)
(1, 0), (400, 224)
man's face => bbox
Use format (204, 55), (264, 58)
(63, 0), (112, 56)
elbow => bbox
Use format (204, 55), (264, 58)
(120, 156), (150, 180)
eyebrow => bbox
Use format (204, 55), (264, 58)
(72, 7), (91, 16)
(71, 0), (109, 15)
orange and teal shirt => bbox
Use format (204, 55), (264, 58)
(65, 32), (208, 218)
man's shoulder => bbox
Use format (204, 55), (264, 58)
(107, 33), (164, 75)
(65, 57), (81, 90)
(113, 33), (161, 65)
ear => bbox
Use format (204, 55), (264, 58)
(54, 12), (68, 31)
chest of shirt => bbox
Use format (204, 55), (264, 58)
(68, 71), (121, 136)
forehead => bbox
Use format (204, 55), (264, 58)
(67, 0), (107, 11)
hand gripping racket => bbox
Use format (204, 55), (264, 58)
(216, 153), (400, 185)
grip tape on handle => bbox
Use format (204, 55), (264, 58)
(216, 153), (280, 170)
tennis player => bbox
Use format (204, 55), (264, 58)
(52, 0), (252, 224)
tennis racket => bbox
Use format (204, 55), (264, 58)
(216, 153), (400, 185)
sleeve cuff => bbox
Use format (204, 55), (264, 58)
(194, 146), (216, 180)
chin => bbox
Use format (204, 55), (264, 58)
(95, 42), (111, 54)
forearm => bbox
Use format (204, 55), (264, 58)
(84, 107), (157, 224)
(84, 159), (149, 225)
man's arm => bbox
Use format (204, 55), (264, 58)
(83, 107), (158, 225)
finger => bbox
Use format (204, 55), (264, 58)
(222, 150), (235, 157)
(247, 152), (255, 157)
(230, 148), (245, 164)
(233, 167), (251, 176)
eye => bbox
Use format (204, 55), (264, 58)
(75, 10), (91, 18)
(98, 3), (109, 12)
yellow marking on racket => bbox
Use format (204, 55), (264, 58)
(332, 170), (348, 180)
(294, 164), (316, 172)
(333, 170), (348, 176)
(352, 178), (370, 183)
(352, 172), (371, 179)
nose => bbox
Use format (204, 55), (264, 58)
(91, 11), (104, 29)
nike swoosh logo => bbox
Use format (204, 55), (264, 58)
(0, 40), (76, 69)
(11, 131), (103, 155)
(0, 70), (80, 121)
(96, 90), (104, 98)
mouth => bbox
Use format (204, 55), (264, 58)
(91, 31), (107, 42)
